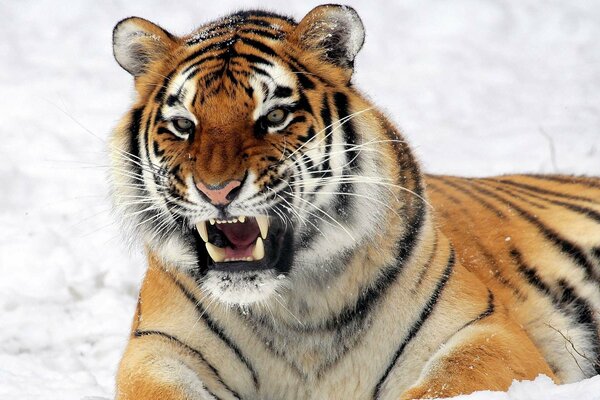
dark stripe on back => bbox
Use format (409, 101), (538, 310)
(133, 329), (239, 399)
(530, 175), (600, 190)
(494, 178), (599, 204)
(488, 180), (600, 222)
(438, 178), (507, 219)
(373, 249), (456, 399)
(477, 180), (547, 209)
(469, 182), (599, 283)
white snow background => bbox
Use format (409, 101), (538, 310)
(1, 0), (599, 399)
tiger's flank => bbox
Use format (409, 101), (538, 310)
(108, 5), (600, 400)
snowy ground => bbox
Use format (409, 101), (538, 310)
(1, 1), (599, 399)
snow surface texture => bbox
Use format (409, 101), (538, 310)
(1, 1), (599, 399)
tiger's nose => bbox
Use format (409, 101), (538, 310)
(196, 179), (242, 206)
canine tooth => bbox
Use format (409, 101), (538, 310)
(239, 216), (246, 223)
(256, 216), (269, 239)
(196, 221), (208, 242)
(205, 242), (226, 262)
(252, 237), (265, 260)
(209, 219), (216, 225)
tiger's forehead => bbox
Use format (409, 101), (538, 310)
(160, 49), (299, 123)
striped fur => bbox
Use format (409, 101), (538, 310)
(109, 6), (600, 400)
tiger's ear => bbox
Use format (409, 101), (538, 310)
(113, 17), (178, 77)
(291, 5), (365, 71)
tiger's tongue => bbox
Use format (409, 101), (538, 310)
(217, 223), (260, 258)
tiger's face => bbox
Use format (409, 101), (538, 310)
(111, 6), (391, 305)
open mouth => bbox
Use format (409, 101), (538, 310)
(195, 216), (285, 272)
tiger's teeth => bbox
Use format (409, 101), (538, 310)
(252, 237), (265, 260)
(196, 221), (208, 242)
(239, 216), (246, 223)
(205, 242), (226, 262)
(209, 219), (216, 225)
(256, 216), (269, 239)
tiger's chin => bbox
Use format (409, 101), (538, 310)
(193, 215), (295, 305)
(201, 270), (285, 305)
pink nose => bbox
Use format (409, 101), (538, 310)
(196, 180), (242, 205)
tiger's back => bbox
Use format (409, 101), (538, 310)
(427, 174), (600, 380)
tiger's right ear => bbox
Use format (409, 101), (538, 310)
(113, 17), (178, 77)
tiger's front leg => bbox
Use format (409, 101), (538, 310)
(399, 318), (558, 400)
(116, 333), (225, 400)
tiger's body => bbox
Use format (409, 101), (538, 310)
(109, 5), (600, 400)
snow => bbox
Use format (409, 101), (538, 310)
(0, 1), (599, 399)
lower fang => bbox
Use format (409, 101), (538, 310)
(252, 237), (265, 260)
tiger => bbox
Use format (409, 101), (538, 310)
(109, 4), (600, 400)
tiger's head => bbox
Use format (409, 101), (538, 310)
(110, 5), (413, 305)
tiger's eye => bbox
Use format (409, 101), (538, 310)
(266, 109), (287, 124)
(173, 118), (194, 133)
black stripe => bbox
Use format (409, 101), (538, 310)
(530, 175), (600, 190)
(183, 54), (227, 76)
(458, 289), (495, 331)
(413, 234), (439, 290)
(154, 73), (174, 103)
(438, 178), (507, 219)
(181, 38), (237, 65)
(166, 94), (180, 107)
(128, 108), (144, 182)
(273, 85), (293, 99)
(239, 37), (278, 57)
(427, 180), (462, 204)
(494, 178), (599, 204)
(478, 180), (547, 209)
(249, 65), (270, 77)
(287, 115), (306, 127)
(489, 180), (600, 222)
(295, 91), (313, 114)
(238, 28), (283, 40)
(292, 66), (316, 90)
(233, 53), (273, 66)
(512, 248), (553, 296)
(469, 182), (599, 283)
(153, 141), (165, 157)
(333, 92), (360, 170)
(167, 273), (260, 387)
(592, 247), (600, 263)
(373, 249), (455, 399)
(555, 280), (600, 373)
(511, 249), (600, 373)
(319, 93), (333, 178)
(323, 186), (428, 331)
(133, 329), (239, 399)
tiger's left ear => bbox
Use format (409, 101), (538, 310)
(113, 17), (179, 77)
(291, 5), (365, 75)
